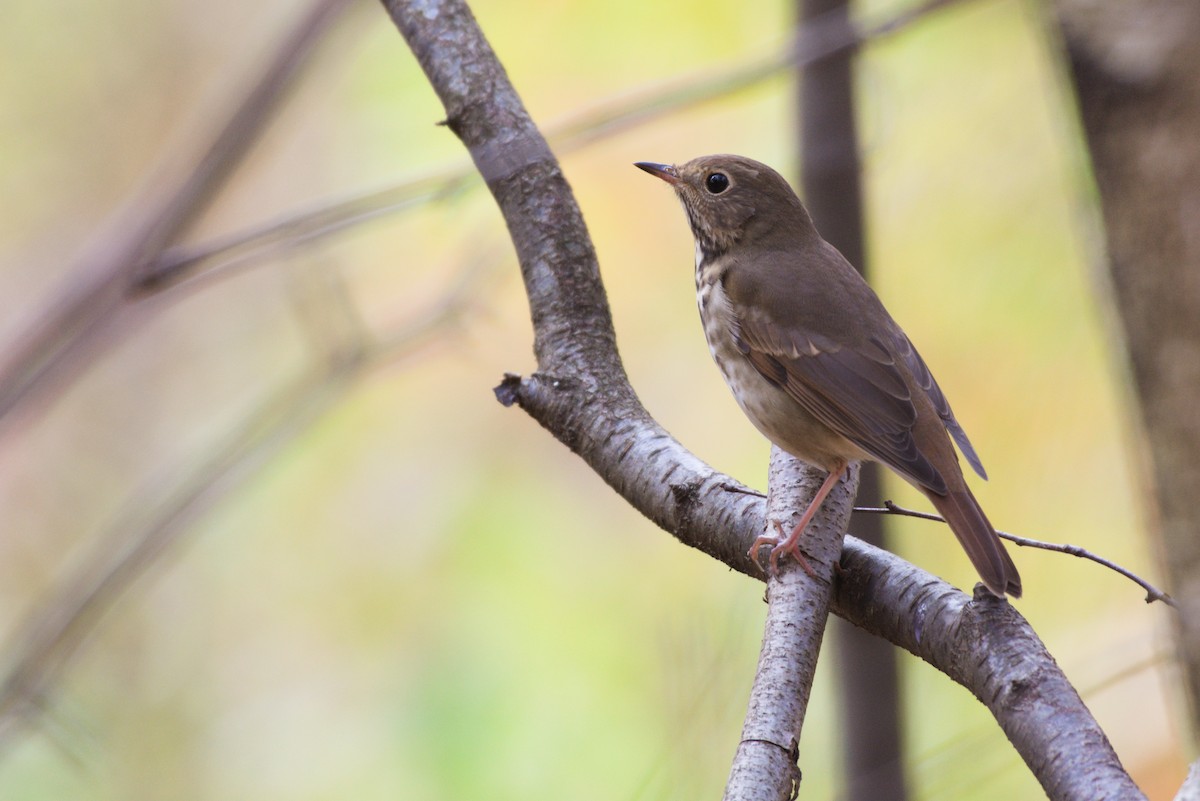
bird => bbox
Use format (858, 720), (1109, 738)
(636, 154), (1021, 598)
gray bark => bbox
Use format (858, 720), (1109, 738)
(1055, 0), (1200, 738)
(724, 454), (859, 800)
(383, 0), (1148, 796)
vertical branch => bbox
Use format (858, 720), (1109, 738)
(1055, 0), (1200, 739)
(724, 453), (860, 800)
(797, 1), (907, 797)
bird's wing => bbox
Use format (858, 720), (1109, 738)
(891, 334), (987, 480)
(731, 314), (956, 494)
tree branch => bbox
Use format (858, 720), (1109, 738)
(0, 0), (356, 424)
(382, 0), (1149, 797)
(832, 543), (1147, 800)
(725, 453), (858, 800)
(1176, 760), (1200, 801)
(135, 0), (976, 298)
(0, 247), (495, 749)
(854, 502), (1175, 606)
(1054, 0), (1200, 738)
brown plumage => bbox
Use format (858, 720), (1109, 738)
(637, 154), (1020, 598)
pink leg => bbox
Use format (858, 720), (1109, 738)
(748, 462), (847, 574)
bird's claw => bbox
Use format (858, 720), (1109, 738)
(748, 519), (816, 577)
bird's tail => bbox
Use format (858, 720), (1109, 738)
(926, 486), (1021, 599)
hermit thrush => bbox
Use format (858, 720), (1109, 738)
(637, 154), (1021, 598)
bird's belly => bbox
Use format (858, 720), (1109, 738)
(698, 280), (866, 471)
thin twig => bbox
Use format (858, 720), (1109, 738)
(0, 0), (357, 424)
(853, 502), (1176, 607)
(133, 169), (472, 293)
(549, 0), (963, 151)
(386, 1), (1151, 796)
(133, 0), (975, 294)
(0, 247), (500, 754)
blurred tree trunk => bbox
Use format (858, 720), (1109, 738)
(797, 1), (908, 798)
(1054, 0), (1200, 740)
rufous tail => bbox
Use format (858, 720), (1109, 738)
(926, 486), (1021, 599)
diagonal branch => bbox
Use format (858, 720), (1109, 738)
(0, 363), (355, 752)
(382, 0), (1148, 798)
(0, 0), (356, 424)
(136, 0), (975, 297)
(0, 247), (497, 751)
(832, 543), (1147, 800)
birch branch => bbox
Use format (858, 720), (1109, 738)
(725, 453), (858, 801)
(382, 1), (1148, 797)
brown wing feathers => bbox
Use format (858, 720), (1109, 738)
(733, 314), (1021, 598)
(733, 317), (946, 494)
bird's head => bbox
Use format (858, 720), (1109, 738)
(635, 154), (811, 259)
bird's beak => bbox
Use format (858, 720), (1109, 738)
(634, 161), (679, 185)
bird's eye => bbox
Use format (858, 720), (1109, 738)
(705, 172), (730, 194)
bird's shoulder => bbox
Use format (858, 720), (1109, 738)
(720, 238), (892, 349)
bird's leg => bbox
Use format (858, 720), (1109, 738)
(748, 462), (847, 574)
(766, 519), (817, 576)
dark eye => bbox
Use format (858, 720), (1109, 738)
(705, 172), (730, 194)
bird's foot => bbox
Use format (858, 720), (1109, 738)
(748, 519), (816, 577)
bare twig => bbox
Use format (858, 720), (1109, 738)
(725, 454), (858, 801)
(0, 366), (357, 751)
(0, 0), (357, 424)
(853, 502), (1176, 607)
(384, 1), (1149, 798)
(133, 0), (975, 295)
(0, 247), (500, 753)
(133, 169), (472, 293)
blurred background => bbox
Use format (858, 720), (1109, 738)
(0, 0), (1187, 798)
